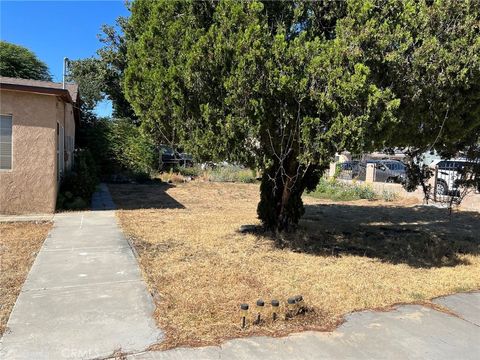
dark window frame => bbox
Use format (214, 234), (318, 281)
(0, 114), (13, 170)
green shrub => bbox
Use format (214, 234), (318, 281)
(68, 197), (88, 210)
(77, 118), (115, 176)
(352, 184), (377, 200)
(174, 165), (202, 177)
(308, 178), (377, 201)
(381, 189), (399, 202)
(77, 118), (157, 178)
(206, 166), (257, 183)
(108, 118), (156, 176)
(57, 149), (99, 210)
(236, 169), (258, 183)
(131, 170), (151, 183)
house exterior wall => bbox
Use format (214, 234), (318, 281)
(64, 102), (75, 171)
(0, 90), (75, 214)
(55, 99), (76, 174)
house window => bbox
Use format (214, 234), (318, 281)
(0, 115), (12, 170)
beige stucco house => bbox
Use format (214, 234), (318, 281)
(0, 77), (80, 214)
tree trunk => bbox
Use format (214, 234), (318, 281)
(257, 160), (321, 231)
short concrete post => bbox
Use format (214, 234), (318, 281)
(433, 165), (438, 202)
(329, 162), (337, 179)
(366, 163), (375, 183)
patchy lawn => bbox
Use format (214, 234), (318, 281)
(0, 221), (52, 335)
(109, 181), (480, 349)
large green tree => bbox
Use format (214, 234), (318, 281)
(68, 15), (145, 177)
(124, 0), (480, 231)
(0, 41), (51, 81)
(68, 16), (135, 119)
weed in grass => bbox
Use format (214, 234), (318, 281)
(382, 189), (399, 202)
(410, 292), (425, 301)
(453, 286), (471, 293)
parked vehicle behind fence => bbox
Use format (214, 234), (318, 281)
(430, 159), (479, 196)
(337, 159), (406, 183)
(371, 160), (407, 183)
(352, 159), (406, 183)
(339, 160), (361, 179)
(158, 145), (194, 170)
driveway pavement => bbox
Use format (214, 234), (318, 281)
(129, 292), (480, 360)
(0, 184), (162, 359)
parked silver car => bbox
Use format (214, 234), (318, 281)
(368, 160), (406, 183)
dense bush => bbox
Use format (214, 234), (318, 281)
(173, 165), (202, 178)
(76, 117), (115, 176)
(108, 118), (156, 176)
(130, 170), (151, 183)
(308, 178), (377, 201)
(78, 117), (157, 180)
(57, 149), (99, 210)
(381, 189), (399, 202)
(160, 165), (258, 184)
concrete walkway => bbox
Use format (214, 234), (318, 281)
(0, 184), (162, 359)
(130, 292), (480, 360)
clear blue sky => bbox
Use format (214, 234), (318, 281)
(0, 0), (129, 117)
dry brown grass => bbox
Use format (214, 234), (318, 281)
(0, 221), (52, 335)
(109, 181), (480, 349)
(157, 172), (191, 184)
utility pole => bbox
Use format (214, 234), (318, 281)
(62, 57), (70, 89)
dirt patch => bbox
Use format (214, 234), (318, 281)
(0, 221), (52, 335)
(110, 181), (480, 349)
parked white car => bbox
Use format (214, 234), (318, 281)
(430, 159), (478, 195)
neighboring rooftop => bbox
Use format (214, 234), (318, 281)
(0, 76), (79, 104)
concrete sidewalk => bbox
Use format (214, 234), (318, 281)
(0, 185), (162, 359)
(130, 292), (480, 360)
